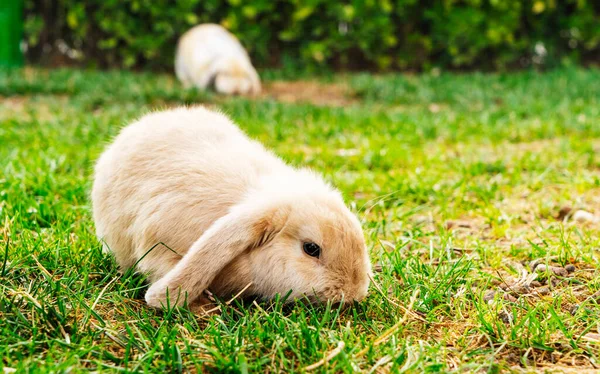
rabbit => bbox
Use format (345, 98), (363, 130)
(91, 106), (371, 312)
(175, 24), (261, 96)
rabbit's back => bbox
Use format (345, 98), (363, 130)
(92, 107), (284, 280)
(184, 24), (248, 58)
(175, 24), (249, 88)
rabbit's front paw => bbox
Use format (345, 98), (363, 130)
(145, 280), (184, 309)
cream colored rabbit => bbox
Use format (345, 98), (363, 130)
(91, 107), (371, 311)
(175, 24), (261, 95)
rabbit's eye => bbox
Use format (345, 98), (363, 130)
(303, 242), (321, 258)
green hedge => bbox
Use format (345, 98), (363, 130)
(24, 0), (600, 71)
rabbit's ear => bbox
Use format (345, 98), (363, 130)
(145, 202), (288, 309)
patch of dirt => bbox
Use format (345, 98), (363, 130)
(445, 219), (478, 230)
(443, 216), (489, 238)
(0, 95), (29, 111)
(0, 94), (70, 122)
(260, 81), (356, 107)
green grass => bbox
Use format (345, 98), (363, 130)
(1, 67), (600, 372)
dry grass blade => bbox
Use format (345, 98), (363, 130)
(31, 255), (53, 279)
(202, 282), (254, 315)
(92, 323), (128, 348)
(8, 289), (71, 343)
(354, 288), (420, 358)
(91, 277), (117, 311)
(368, 273), (427, 323)
(304, 341), (346, 371)
(7, 289), (43, 309)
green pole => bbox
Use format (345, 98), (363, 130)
(0, 0), (24, 67)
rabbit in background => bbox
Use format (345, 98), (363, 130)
(175, 24), (261, 96)
(91, 107), (371, 313)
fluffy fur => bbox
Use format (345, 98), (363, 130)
(91, 107), (371, 310)
(175, 24), (261, 95)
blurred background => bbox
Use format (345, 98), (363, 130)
(3, 0), (599, 72)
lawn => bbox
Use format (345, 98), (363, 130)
(1, 67), (599, 372)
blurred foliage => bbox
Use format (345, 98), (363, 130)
(23, 0), (600, 71)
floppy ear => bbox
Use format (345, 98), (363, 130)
(145, 202), (287, 309)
